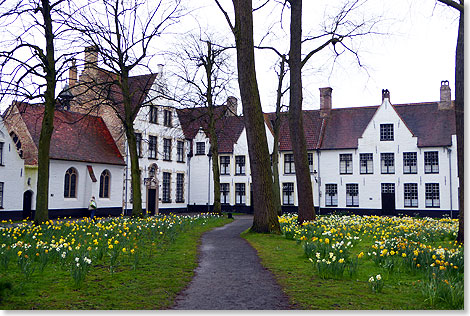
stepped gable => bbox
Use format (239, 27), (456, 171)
(394, 102), (456, 147)
(177, 106), (245, 153)
(17, 103), (125, 165)
(266, 110), (324, 151)
(319, 106), (378, 150)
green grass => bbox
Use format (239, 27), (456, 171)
(242, 231), (438, 310)
(0, 217), (231, 310)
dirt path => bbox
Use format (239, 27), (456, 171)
(171, 215), (291, 310)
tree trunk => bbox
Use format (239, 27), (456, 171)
(232, 0), (280, 233)
(288, 0), (316, 225)
(455, 10), (464, 243)
(272, 58), (287, 216)
(121, 71), (143, 218)
(35, 0), (57, 224)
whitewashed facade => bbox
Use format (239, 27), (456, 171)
(316, 96), (458, 216)
(0, 118), (24, 214)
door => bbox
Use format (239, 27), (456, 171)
(148, 188), (156, 216)
(381, 183), (396, 215)
(22, 190), (33, 220)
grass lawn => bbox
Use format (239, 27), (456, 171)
(0, 215), (231, 310)
(242, 214), (463, 310)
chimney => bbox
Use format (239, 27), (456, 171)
(84, 45), (98, 70)
(319, 87), (332, 118)
(226, 96), (237, 116)
(382, 89), (390, 102)
(69, 59), (77, 87)
(439, 80), (452, 110)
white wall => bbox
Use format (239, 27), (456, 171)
(126, 102), (188, 211)
(317, 98), (458, 212)
(0, 119), (24, 212)
(44, 160), (124, 210)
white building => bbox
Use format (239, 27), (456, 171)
(2, 102), (125, 219)
(0, 117), (25, 217)
(270, 83), (458, 217)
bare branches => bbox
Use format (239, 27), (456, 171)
(437, 0), (464, 12)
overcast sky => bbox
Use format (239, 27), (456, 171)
(160, 0), (460, 113)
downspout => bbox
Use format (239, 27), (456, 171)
(316, 149), (321, 215)
(187, 139), (192, 211)
(447, 147), (453, 218)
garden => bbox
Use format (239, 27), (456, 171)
(244, 213), (464, 310)
(0, 213), (231, 309)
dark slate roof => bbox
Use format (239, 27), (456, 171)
(319, 106), (378, 149)
(266, 111), (323, 151)
(18, 103), (125, 165)
(394, 102), (456, 147)
(177, 106), (245, 154)
(265, 102), (456, 151)
(86, 68), (157, 120)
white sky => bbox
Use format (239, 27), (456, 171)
(158, 0), (460, 113)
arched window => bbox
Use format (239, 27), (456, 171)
(64, 167), (78, 198)
(99, 170), (111, 198)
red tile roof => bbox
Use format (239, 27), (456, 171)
(17, 103), (125, 165)
(177, 106), (245, 153)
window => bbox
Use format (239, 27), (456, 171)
(135, 133), (142, 157)
(149, 105), (158, 124)
(381, 153), (395, 174)
(163, 138), (171, 161)
(282, 183), (294, 205)
(163, 109), (172, 127)
(235, 183), (246, 205)
(325, 184), (338, 207)
(424, 151), (439, 174)
(176, 173), (184, 203)
(404, 183), (418, 207)
(64, 167), (78, 198)
(346, 184), (359, 207)
(196, 142), (205, 155)
(177, 141), (184, 162)
(339, 154), (353, 174)
(0, 182), (3, 208)
(220, 156), (230, 175)
(380, 124), (394, 141)
(9, 132), (22, 158)
(381, 183), (395, 193)
(425, 183), (440, 208)
(308, 153), (314, 173)
(360, 153), (373, 174)
(220, 183), (230, 204)
(403, 152), (417, 174)
(284, 154), (295, 174)
(99, 170), (110, 198)
(162, 172), (171, 203)
(0, 142), (3, 165)
(235, 156), (245, 175)
(148, 136), (157, 159)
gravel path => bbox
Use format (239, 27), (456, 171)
(171, 215), (291, 310)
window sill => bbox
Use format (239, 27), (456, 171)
(346, 205), (359, 207)
(403, 172), (418, 175)
(235, 173), (246, 176)
(162, 200), (172, 204)
(359, 173), (374, 175)
(148, 157), (157, 160)
(163, 159), (172, 162)
(404, 206), (418, 208)
(177, 160), (185, 163)
(425, 206), (440, 208)
(325, 205), (338, 207)
(340, 173), (353, 175)
(195, 153), (205, 156)
(175, 200), (185, 203)
(424, 172), (439, 174)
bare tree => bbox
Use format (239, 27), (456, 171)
(214, 0), (281, 233)
(0, 0), (78, 224)
(67, 0), (183, 218)
(168, 33), (236, 215)
(436, 0), (463, 243)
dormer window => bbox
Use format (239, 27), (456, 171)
(163, 109), (172, 127)
(380, 124), (394, 141)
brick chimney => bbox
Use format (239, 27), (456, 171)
(226, 96), (237, 116)
(320, 87), (332, 118)
(439, 80), (452, 110)
(84, 45), (98, 70)
(69, 59), (77, 87)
